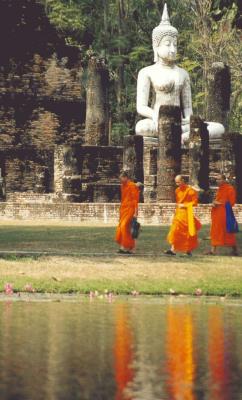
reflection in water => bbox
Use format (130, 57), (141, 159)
(114, 304), (133, 400)
(0, 299), (242, 400)
(208, 306), (230, 400)
(166, 305), (195, 400)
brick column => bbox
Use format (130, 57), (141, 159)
(143, 137), (158, 202)
(157, 106), (181, 202)
(189, 116), (209, 200)
(54, 146), (64, 193)
(123, 135), (144, 182)
(85, 57), (109, 145)
(207, 62), (231, 130)
(221, 133), (242, 202)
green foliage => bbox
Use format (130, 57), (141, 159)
(41, 0), (242, 136)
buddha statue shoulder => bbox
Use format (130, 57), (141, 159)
(135, 3), (225, 143)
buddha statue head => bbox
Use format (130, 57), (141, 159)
(152, 3), (178, 63)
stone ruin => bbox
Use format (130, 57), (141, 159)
(0, 0), (241, 206)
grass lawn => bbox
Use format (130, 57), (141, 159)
(0, 222), (241, 296)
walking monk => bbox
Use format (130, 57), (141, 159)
(116, 171), (140, 254)
(208, 174), (238, 256)
(165, 175), (201, 256)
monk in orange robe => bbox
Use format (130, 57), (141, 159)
(208, 174), (238, 256)
(165, 175), (201, 256)
(116, 171), (140, 254)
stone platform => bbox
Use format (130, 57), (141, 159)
(0, 201), (242, 225)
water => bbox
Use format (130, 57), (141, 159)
(0, 297), (242, 400)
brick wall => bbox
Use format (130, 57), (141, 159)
(54, 145), (123, 202)
(0, 0), (85, 196)
(0, 201), (242, 225)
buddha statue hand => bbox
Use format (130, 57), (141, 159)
(181, 116), (190, 134)
(153, 109), (159, 132)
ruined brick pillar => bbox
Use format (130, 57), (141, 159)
(221, 132), (242, 203)
(54, 146), (64, 193)
(189, 116), (209, 201)
(85, 57), (109, 145)
(123, 135), (144, 182)
(207, 62), (231, 130)
(157, 106), (181, 202)
(143, 137), (158, 202)
(54, 145), (81, 201)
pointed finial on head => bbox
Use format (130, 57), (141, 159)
(152, 2), (178, 61)
(161, 3), (170, 25)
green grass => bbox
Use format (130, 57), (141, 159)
(0, 223), (241, 296)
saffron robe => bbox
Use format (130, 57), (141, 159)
(167, 185), (201, 252)
(211, 183), (236, 247)
(116, 181), (139, 250)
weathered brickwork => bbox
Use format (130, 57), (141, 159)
(0, 146), (54, 194)
(123, 135), (144, 182)
(0, 0), (85, 197)
(157, 106), (181, 202)
(143, 137), (158, 202)
(207, 62), (231, 130)
(85, 57), (109, 146)
(0, 0), (124, 203)
(54, 145), (123, 202)
(189, 116), (209, 194)
(0, 202), (242, 225)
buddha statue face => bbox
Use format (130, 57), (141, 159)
(155, 35), (177, 63)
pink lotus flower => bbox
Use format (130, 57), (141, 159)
(131, 290), (139, 296)
(195, 288), (203, 296)
(4, 283), (14, 295)
(24, 284), (35, 293)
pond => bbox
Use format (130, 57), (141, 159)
(0, 297), (242, 400)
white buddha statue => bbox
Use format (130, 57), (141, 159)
(135, 3), (225, 143)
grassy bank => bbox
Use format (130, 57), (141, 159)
(0, 223), (241, 296)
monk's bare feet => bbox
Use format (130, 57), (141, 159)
(204, 250), (216, 256)
(164, 249), (176, 256)
(118, 249), (126, 254)
(118, 249), (133, 255)
(231, 250), (239, 257)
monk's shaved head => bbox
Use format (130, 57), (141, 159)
(175, 175), (184, 182)
(175, 175), (185, 187)
(217, 173), (226, 186)
(120, 170), (130, 184)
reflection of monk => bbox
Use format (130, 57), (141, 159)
(114, 304), (133, 400)
(208, 307), (230, 400)
(165, 305), (195, 400)
(165, 175), (201, 256)
(116, 171), (140, 254)
(208, 174), (238, 256)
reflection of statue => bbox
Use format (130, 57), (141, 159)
(136, 3), (225, 143)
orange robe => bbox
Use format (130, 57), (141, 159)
(208, 307), (231, 400)
(114, 304), (133, 400)
(167, 185), (201, 252)
(166, 305), (195, 400)
(116, 181), (139, 250)
(211, 183), (236, 247)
